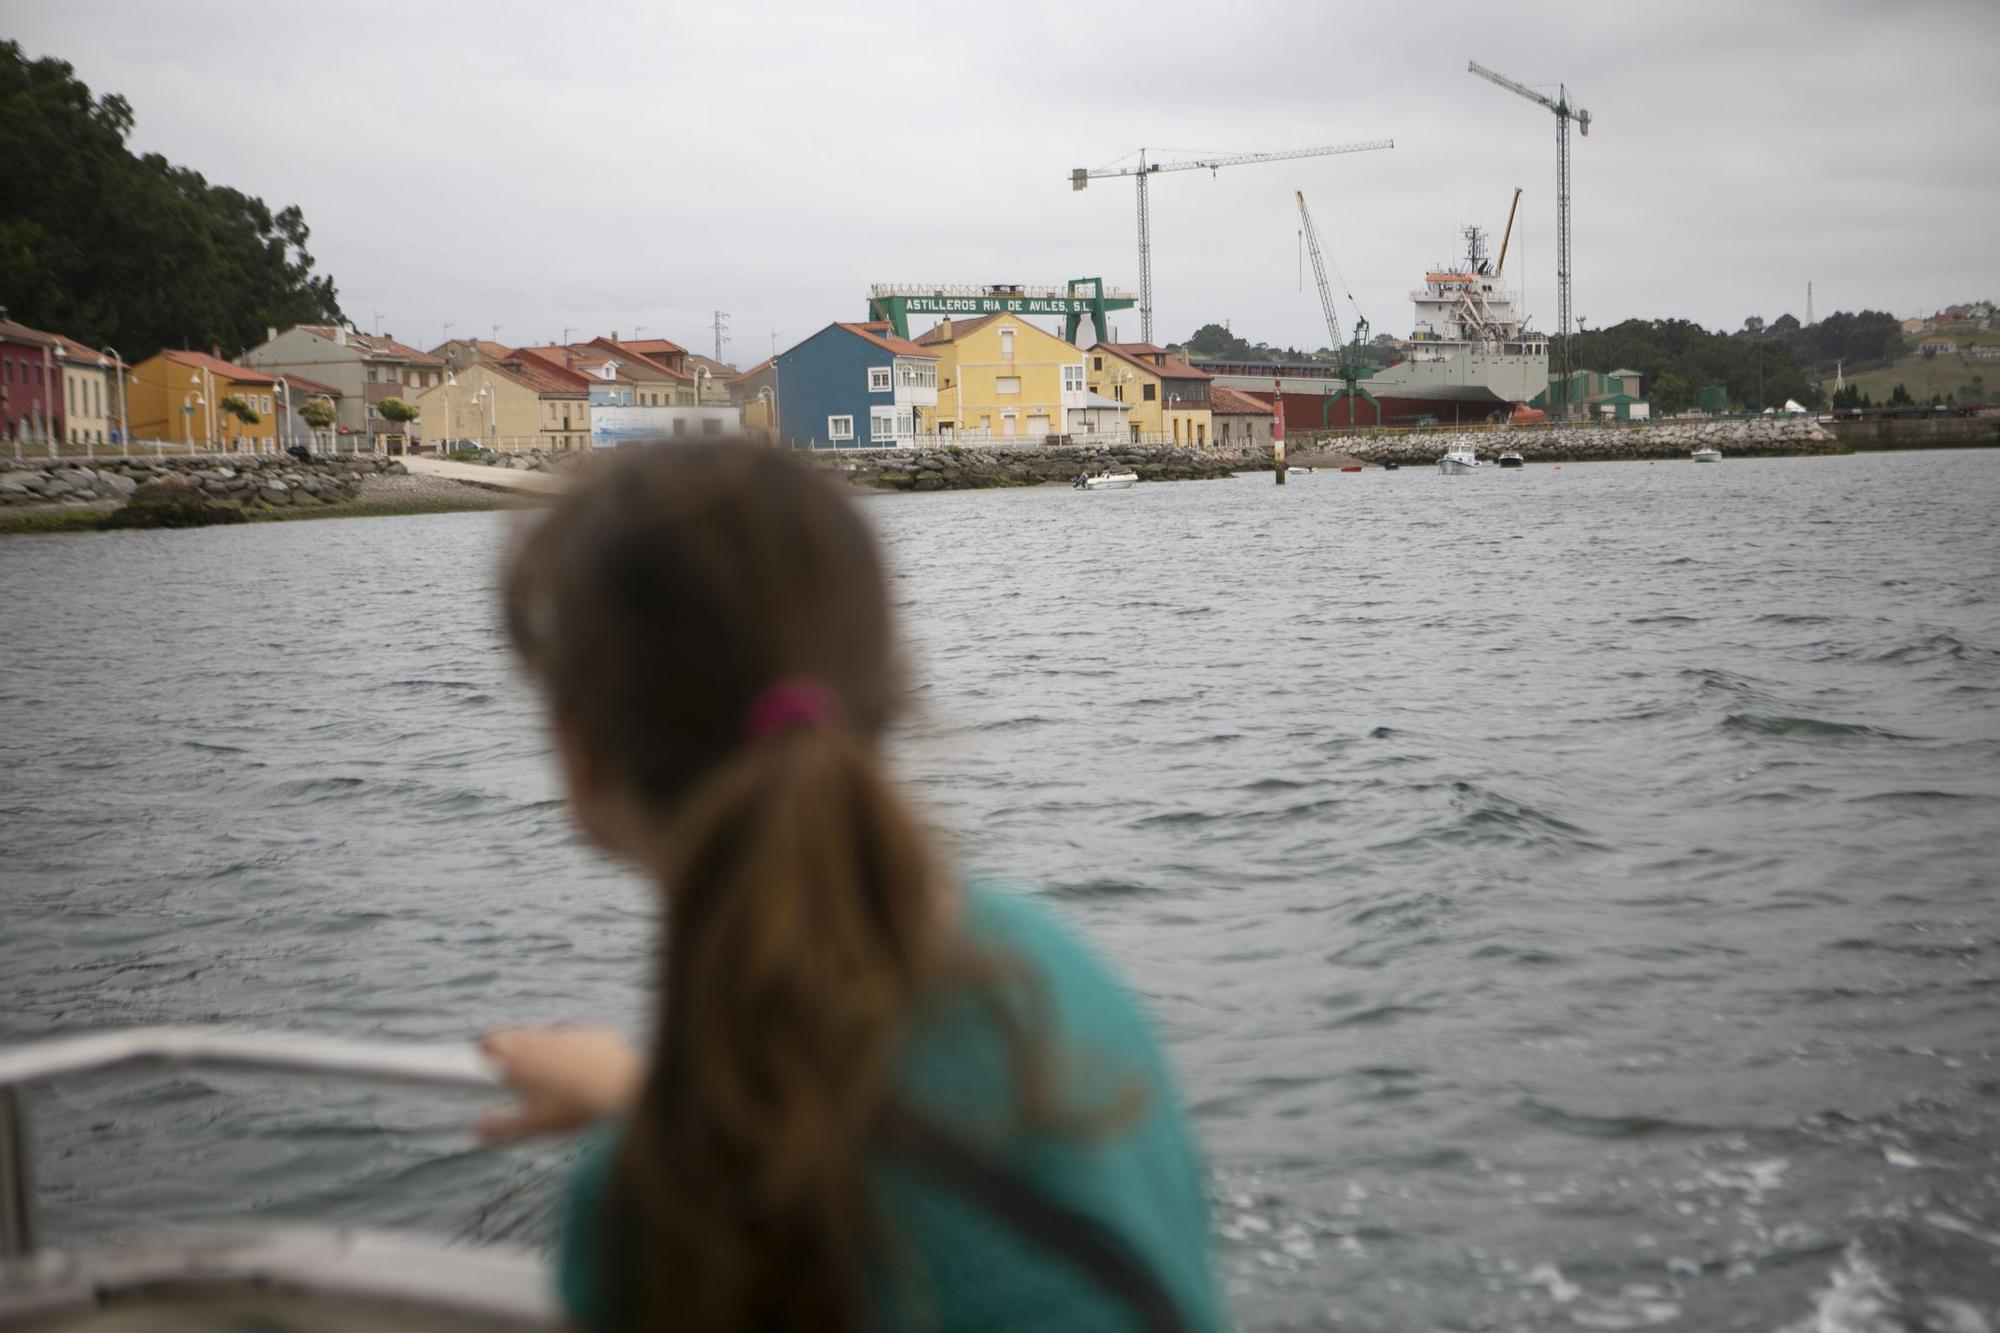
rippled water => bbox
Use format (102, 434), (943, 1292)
(5, 451), (1999, 1331)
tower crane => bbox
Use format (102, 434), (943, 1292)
(1072, 139), (1392, 345)
(1468, 61), (1590, 418)
(1295, 189), (1375, 430)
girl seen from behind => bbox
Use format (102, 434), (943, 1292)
(480, 442), (1219, 1331)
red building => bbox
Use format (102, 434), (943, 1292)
(0, 309), (64, 446)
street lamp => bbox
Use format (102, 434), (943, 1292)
(693, 364), (713, 406)
(473, 385), (495, 451)
(443, 371), (457, 452)
(99, 348), (127, 456)
(183, 392), (204, 450)
(753, 384), (777, 440)
(273, 376), (290, 454)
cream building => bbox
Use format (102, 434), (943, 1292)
(415, 355), (591, 452)
(52, 335), (121, 448)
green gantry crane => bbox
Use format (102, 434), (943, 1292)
(1295, 189), (1376, 431)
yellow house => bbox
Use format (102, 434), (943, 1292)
(414, 355), (591, 452)
(128, 350), (280, 452)
(1085, 342), (1214, 445)
(915, 314), (1087, 442)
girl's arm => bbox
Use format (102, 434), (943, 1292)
(475, 1026), (644, 1141)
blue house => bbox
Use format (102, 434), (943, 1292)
(774, 322), (938, 448)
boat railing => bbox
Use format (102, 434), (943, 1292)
(0, 1026), (499, 1259)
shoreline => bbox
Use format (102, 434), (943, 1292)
(0, 472), (533, 536)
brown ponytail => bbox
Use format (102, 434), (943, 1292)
(505, 443), (948, 1331)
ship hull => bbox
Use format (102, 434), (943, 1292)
(1205, 347), (1548, 431)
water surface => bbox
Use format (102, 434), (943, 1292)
(4, 451), (1998, 1330)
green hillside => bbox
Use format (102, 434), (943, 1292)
(1845, 329), (1998, 404)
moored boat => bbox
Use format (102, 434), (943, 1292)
(1691, 447), (1722, 463)
(1074, 470), (1139, 490)
(1437, 444), (1480, 474)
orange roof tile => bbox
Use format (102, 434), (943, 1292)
(1210, 385), (1274, 415)
(1093, 342), (1211, 381)
(279, 373), (342, 397)
(477, 355), (590, 395)
(837, 321), (936, 359)
(620, 337), (688, 360)
(49, 333), (125, 369)
(160, 349), (278, 385)
(914, 313), (1006, 345)
(588, 336), (692, 381)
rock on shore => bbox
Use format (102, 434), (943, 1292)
(0, 453), (408, 520)
(1312, 416), (1843, 467)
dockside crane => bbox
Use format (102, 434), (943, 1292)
(1072, 139), (1393, 345)
(1468, 61), (1590, 418)
(1295, 189), (1375, 430)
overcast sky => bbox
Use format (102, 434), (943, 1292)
(13, 0), (2000, 362)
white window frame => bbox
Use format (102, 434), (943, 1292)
(870, 406), (898, 442)
(995, 375), (1022, 395)
(1000, 328), (1015, 361)
(867, 367), (891, 393)
(1062, 364), (1085, 393)
(828, 414), (855, 442)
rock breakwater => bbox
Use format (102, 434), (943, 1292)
(801, 440), (1267, 491)
(0, 454), (408, 512)
(1316, 416), (1843, 466)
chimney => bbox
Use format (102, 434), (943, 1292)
(266, 326), (277, 343)
(212, 344), (222, 359)
(940, 317), (952, 339)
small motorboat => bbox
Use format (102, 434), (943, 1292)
(1382, 460), (1400, 471)
(1691, 447), (1722, 463)
(1437, 444), (1480, 475)
(1497, 451), (1525, 468)
(1075, 470), (1139, 490)
(1287, 466), (1315, 475)
(1339, 465), (1363, 473)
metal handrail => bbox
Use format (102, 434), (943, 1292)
(0, 1026), (499, 1259)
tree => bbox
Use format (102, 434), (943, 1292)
(376, 397), (418, 425)
(218, 394), (260, 424)
(1889, 383), (1914, 406)
(298, 396), (336, 431)
(0, 40), (342, 358)
(1649, 371), (1694, 416)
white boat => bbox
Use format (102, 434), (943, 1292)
(1496, 451), (1524, 468)
(1691, 447), (1722, 463)
(1075, 471), (1138, 490)
(1437, 444), (1481, 474)
(1286, 466), (1315, 475)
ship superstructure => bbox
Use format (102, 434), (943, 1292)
(1195, 214), (1549, 429)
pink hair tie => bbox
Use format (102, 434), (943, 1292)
(745, 678), (842, 742)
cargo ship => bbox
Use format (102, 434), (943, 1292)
(1194, 219), (1549, 430)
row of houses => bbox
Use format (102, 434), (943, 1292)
(0, 308), (754, 454)
(3, 300), (1277, 455)
(1901, 302), (1995, 336)
(762, 311), (1272, 450)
